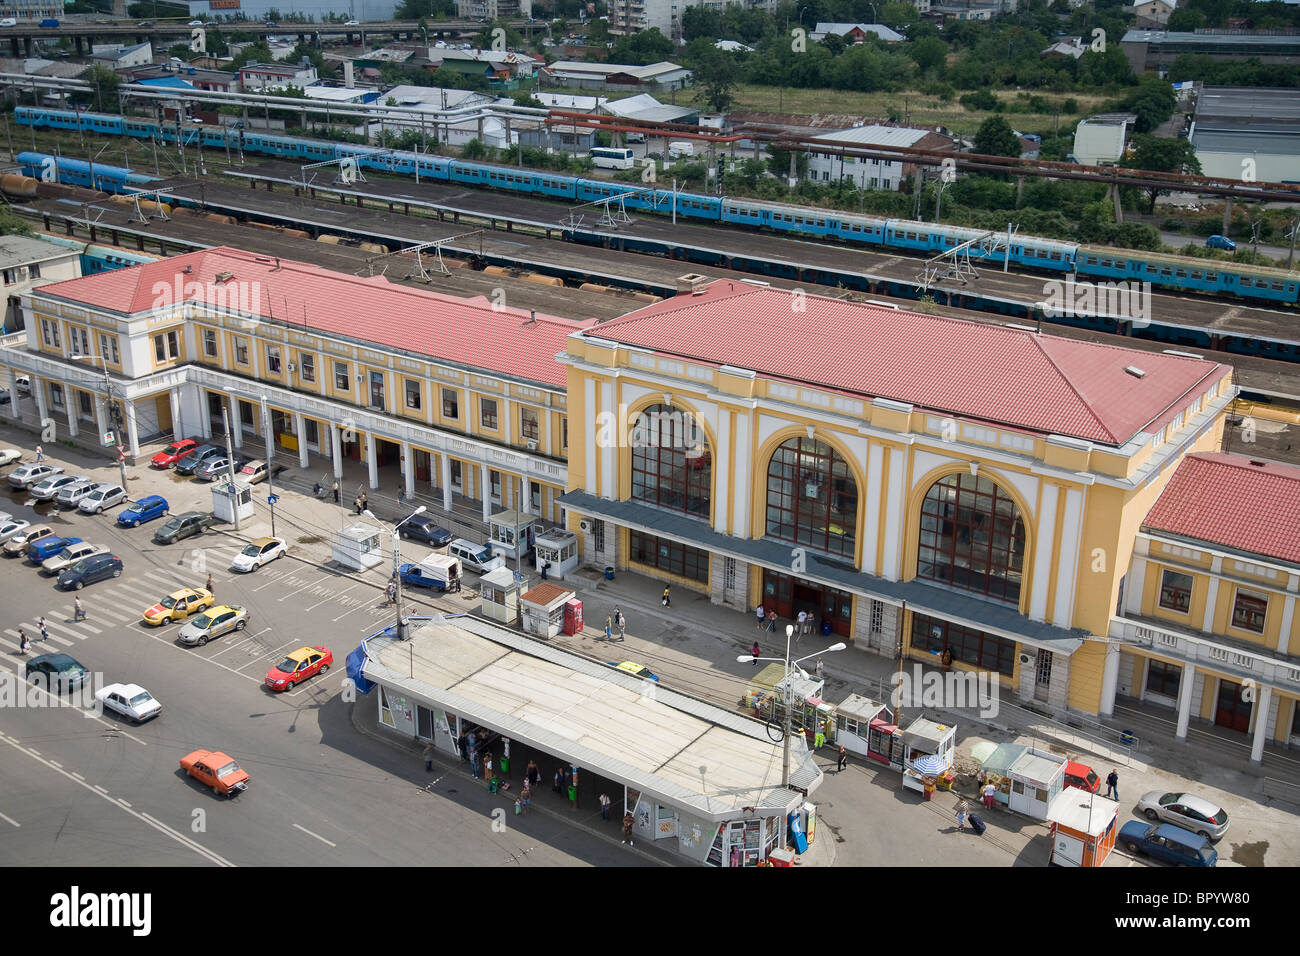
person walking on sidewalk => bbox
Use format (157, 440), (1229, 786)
(38, 616), (48, 643)
(815, 657), (824, 682)
(750, 640), (761, 665)
(205, 573), (214, 598)
(622, 811), (635, 846)
(599, 792), (611, 821)
(73, 597), (85, 622)
(604, 614), (612, 642)
(766, 611), (778, 633)
(1105, 769), (1119, 801)
(360, 491), (368, 513)
(35, 444), (43, 462)
(525, 759), (540, 789)
(615, 608), (626, 640)
(955, 799), (970, 831)
(332, 480), (339, 504)
(520, 777), (532, 814)
(18, 629), (30, 655)
(553, 767), (564, 794)
(354, 495), (363, 515)
(423, 742), (434, 773)
(756, 604), (766, 629)
(837, 744), (848, 772)
(797, 609), (808, 636)
(662, 585), (671, 608)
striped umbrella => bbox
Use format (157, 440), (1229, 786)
(913, 754), (949, 776)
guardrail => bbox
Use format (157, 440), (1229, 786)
(1262, 776), (1300, 810)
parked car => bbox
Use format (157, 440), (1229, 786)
(78, 483), (127, 514)
(8, 462), (63, 489)
(1063, 761), (1099, 794)
(0, 18), (17, 27)
(400, 514), (453, 547)
(153, 511), (213, 545)
(606, 660), (659, 682)
(239, 459), (270, 484)
(42, 540), (105, 575)
(195, 455), (240, 481)
(448, 538), (504, 573)
(95, 683), (162, 723)
(1206, 234), (1237, 251)
(1136, 791), (1230, 842)
(57, 551), (123, 590)
(1119, 821), (1217, 867)
(142, 587), (214, 626)
(0, 517), (31, 542)
(176, 604), (249, 646)
(180, 749), (248, 796)
(39, 18), (59, 28)
(116, 494), (168, 527)
(175, 444), (223, 475)
(137, 19), (154, 26)
(55, 477), (98, 508)
(30, 473), (81, 501)
(345, 18), (359, 24)
(0, 448), (21, 466)
(151, 439), (197, 469)
(188, 19), (204, 26)
(5, 524), (54, 556)
(26, 653), (88, 692)
(231, 536), (286, 572)
(264, 20), (278, 26)
(264, 645), (333, 691)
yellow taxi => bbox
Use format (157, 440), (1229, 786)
(142, 587), (213, 626)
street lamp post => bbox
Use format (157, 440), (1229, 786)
(259, 394), (276, 538)
(366, 505), (426, 642)
(739, 627), (846, 787)
(70, 354), (127, 492)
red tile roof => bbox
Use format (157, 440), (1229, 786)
(1142, 453), (1300, 566)
(589, 281), (1226, 445)
(34, 247), (592, 389)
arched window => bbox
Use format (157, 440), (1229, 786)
(629, 404), (711, 519)
(765, 436), (858, 559)
(917, 472), (1025, 604)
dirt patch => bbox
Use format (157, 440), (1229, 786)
(1230, 840), (1267, 867)
(296, 535), (324, 545)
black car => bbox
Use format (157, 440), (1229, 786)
(153, 511), (212, 545)
(26, 653), (89, 693)
(175, 444), (223, 476)
(57, 552), (123, 590)
(399, 513), (453, 547)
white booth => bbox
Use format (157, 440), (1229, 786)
(900, 717), (957, 795)
(210, 477), (253, 525)
(488, 510), (539, 566)
(534, 528), (579, 580)
(833, 694), (895, 763)
(479, 566), (520, 625)
(330, 523), (384, 571)
(1006, 747), (1067, 820)
(519, 582), (573, 639)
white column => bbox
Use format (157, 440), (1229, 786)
(1250, 685), (1272, 765)
(124, 400), (140, 458)
(1125, 555), (1147, 615)
(64, 397), (79, 439)
(1202, 557), (1222, 633)
(1099, 643), (1120, 717)
(230, 401), (243, 450)
(331, 423), (343, 479)
(365, 432), (378, 489)
(1279, 593), (1296, 656)
(295, 412), (309, 469)
(95, 394), (109, 441)
(34, 379), (48, 431)
(7, 367), (19, 420)
(401, 441), (414, 499)
(441, 454), (452, 512)
(169, 387), (182, 439)
(480, 462), (491, 521)
(520, 477), (531, 515)
(1175, 662), (1196, 740)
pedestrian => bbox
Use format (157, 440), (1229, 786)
(837, 745), (848, 772)
(767, 611), (778, 633)
(38, 616), (48, 642)
(622, 810), (635, 846)
(982, 780), (997, 810)
(35, 444), (43, 462)
(526, 759), (539, 788)
(73, 597), (85, 622)
(468, 740), (480, 778)
(815, 657), (824, 681)
(1105, 769), (1119, 801)
(955, 799), (969, 831)
(599, 792), (611, 820)
(205, 573), (213, 597)
(615, 608), (626, 640)
(18, 628), (29, 654)
(521, 778), (531, 814)
(483, 751), (494, 782)
(750, 640), (761, 665)
(797, 609), (808, 636)
(553, 767), (563, 794)
(354, 495), (362, 515)
(661, 585), (670, 608)
(458, 734), (469, 763)
(332, 479), (339, 504)
(360, 491), (368, 513)
(397, 487), (405, 506)
(604, 614), (612, 642)
(755, 604), (766, 629)
(423, 742), (434, 773)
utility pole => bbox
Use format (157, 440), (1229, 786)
(222, 402), (240, 532)
(260, 397), (275, 538)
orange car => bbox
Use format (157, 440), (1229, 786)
(180, 749), (249, 797)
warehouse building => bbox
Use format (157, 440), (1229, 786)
(1121, 29), (1300, 74)
(1189, 86), (1300, 184)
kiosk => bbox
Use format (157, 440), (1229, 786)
(1047, 790), (1119, 867)
(534, 528), (579, 580)
(1007, 747), (1067, 820)
(519, 582), (573, 638)
(833, 694), (896, 765)
(210, 476), (253, 526)
(900, 717), (956, 795)
(479, 566), (521, 625)
(488, 510), (539, 567)
(330, 523), (384, 571)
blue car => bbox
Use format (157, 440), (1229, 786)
(1206, 234), (1236, 251)
(117, 495), (169, 527)
(28, 535), (82, 564)
(1119, 821), (1217, 867)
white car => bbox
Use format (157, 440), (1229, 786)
(30, 473), (80, 501)
(231, 536), (286, 572)
(188, 18), (203, 25)
(8, 462), (63, 488)
(78, 483), (127, 514)
(55, 477), (97, 507)
(0, 18), (18, 27)
(95, 683), (162, 723)
(0, 518), (31, 543)
(0, 448), (21, 466)
(345, 18), (359, 24)
(42, 541), (106, 575)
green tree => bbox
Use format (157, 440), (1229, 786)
(973, 115), (1022, 157)
(692, 49), (742, 112)
(84, 66), (121, 113)
(0, 207), (32, 237)
(910, 35), (948, 74)
(1122, 134), (1202, 213)
(1166, 7), (1207, 30)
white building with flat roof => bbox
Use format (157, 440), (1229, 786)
(805, 125), (945, 190)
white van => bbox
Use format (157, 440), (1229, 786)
(448, 538), (505, 574)
(668, 141), (694, 160)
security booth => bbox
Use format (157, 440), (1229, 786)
(978, 742), (1027, 808)
(833, 694), (896, 764)
(900, 717), (956, 796)
(534, 527), (579, 580)
(479, 566), (520, 625)
(330, 523), (384, 571)
(1007, 747), (1067, 820)
(519, 582), (573, 638)
(1048, 790), (1119, 867)
(488, 510), (538, 566)
(209, 476), (253, 525)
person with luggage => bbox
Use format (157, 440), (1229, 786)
(955, 798), (969, 831)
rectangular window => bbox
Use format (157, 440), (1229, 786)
(1145, 659), (1181, 698)
(1158, 570), (1193, 613)
(98, 333), (119, 366)
(78, 391), (93, 421)
(202, 328), (218, 358)
(520, 406), (539, 442)
(489, 469), (501, 502)
(369, 371), (385, 410)
(530, 481), (541, 510)
(442, 388), (459, 419)
(450, 460), (462, 491)
(1232, 589), (1268, 634)
(153, 329), (180, 363)
(913, 613), (1015, 676)
(480, 397), (498, 431)
(266, 345), (281, 374)
(334, 361), (349, 390)
(561, 417), (568, 450)
(69, 326), (90, 356)
(49, 382), (64, 411)
(299, 352), (315, 382)
(40, 319), (60, 349)
(628, 530), (709, 583)
(404, 378), (422, 410)
(234, 337), (249, 366)
(870, 600), (884, 634)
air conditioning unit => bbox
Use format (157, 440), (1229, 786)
(286, 363), (296, 373)
(1018, 653), (1033, 666)
(526, 439), (537, 450)
(578, 519), (592, 533)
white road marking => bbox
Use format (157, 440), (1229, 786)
(0, 809), (19, 827)
(10, 626), (73, 648)
(34, 618), (90, 643)
(305, 581), (358, 611)
(92, 784), (108, 794)
(118, 799), (131, 808)
(279, 574), (329, 602)
(292, 822), (337, 847)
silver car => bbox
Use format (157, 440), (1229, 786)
(195, 456), (235, 481)
(30, 473), (80, 501)
(78, 483), (127, 514)
(42, 541), (106, 575)
(55, 477), (97, 507)
(176, 605), (249, 647)
(1136, 791), (1230, 842)
(8, 462), (63, 488)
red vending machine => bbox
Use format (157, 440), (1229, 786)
(563, 599), (583, 635)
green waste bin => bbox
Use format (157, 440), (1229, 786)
(568, 785), (577, 802)
(499, 756), (509, 775)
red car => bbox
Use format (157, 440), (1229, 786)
(264, 645), (333, 691)
(1064, 760), (1100, 793)
(151, 439), (197, 469)
(180, 749), (249, 797)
